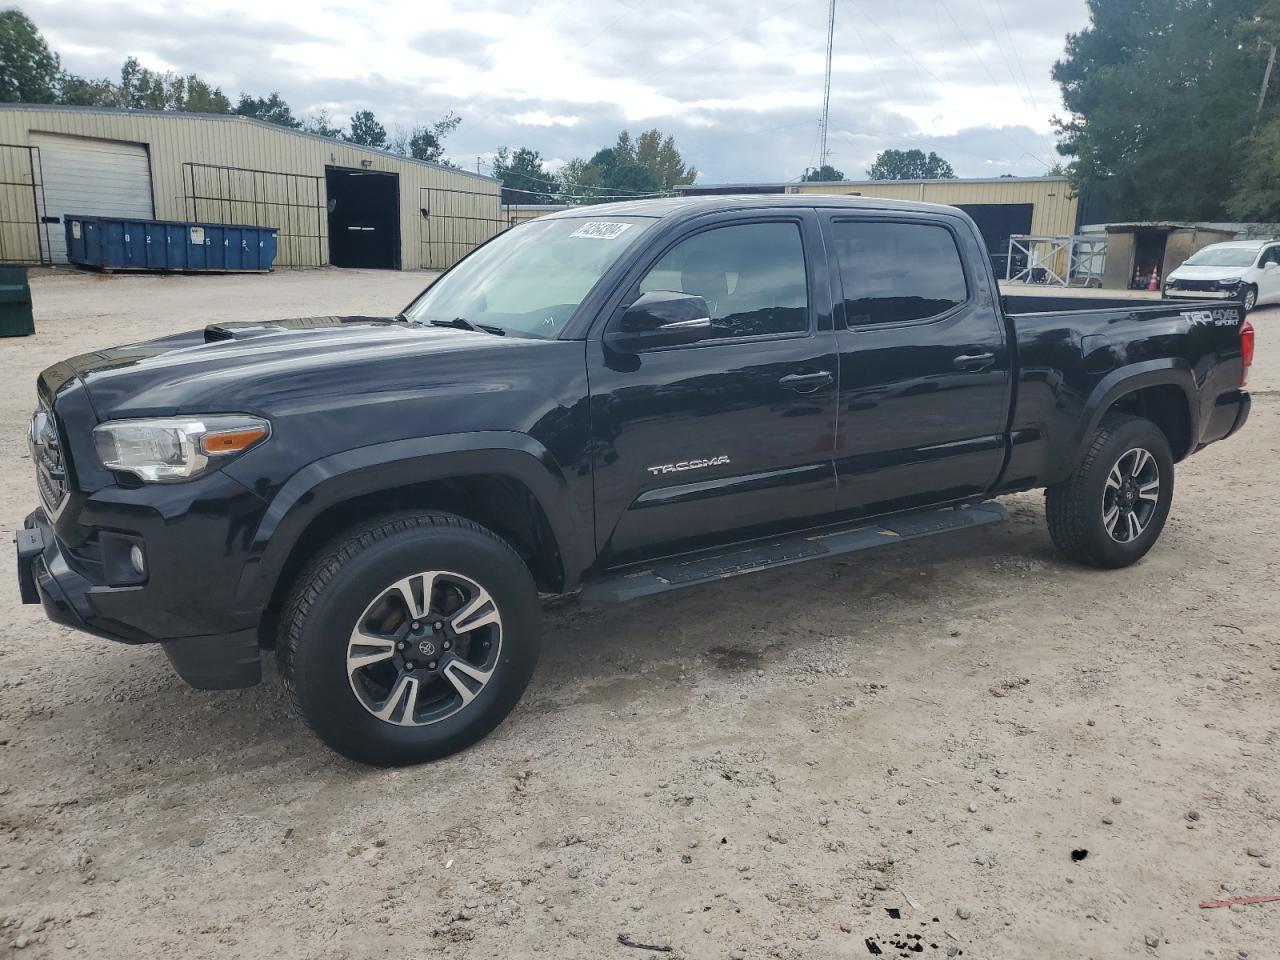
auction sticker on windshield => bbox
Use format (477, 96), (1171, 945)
(570, 222), (633, 240)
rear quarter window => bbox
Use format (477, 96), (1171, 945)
(833, 220), (969, 327)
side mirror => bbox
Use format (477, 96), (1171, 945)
(605, 291), (712, 352)
(1264, 260), (1278, 271)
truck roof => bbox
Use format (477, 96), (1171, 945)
(538, 194), (968, 222)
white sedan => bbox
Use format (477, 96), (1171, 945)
(1165, 239), (1280, 312)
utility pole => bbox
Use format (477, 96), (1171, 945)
(818, 0), (836, 171)
(1258, 41), (1277, 119)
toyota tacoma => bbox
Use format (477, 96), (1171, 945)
(17, 196), (1253, 765)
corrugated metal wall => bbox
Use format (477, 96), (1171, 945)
(0, 105), (501, 269)
(789, 177), (1079, 239)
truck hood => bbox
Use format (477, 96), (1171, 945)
(44, 316), (539, 420)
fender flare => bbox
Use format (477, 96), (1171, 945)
(1074, 359), (1199, 463)
(231, 431), (592, 609)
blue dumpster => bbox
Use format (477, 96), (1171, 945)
(64, 216), (278, 273)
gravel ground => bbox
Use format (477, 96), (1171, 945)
(1, 268), (1277, 959)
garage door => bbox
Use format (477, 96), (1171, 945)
(31, 133), (153, 263)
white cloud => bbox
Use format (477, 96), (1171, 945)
(24, 0), (1088, 181)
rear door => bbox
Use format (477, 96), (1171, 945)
(587, 210), (839, 566)
(823, 211), (1011, 516)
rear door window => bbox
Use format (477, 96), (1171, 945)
(832, 220), (969, 327)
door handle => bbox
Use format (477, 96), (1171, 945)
(952, 352), (995, 372)
(778, 370), (833, 393)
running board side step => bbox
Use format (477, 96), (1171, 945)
(582, 502), (1007, 604)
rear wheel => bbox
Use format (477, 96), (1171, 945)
(1045, 413), (1174, 569)
(279, 512), (541, 766)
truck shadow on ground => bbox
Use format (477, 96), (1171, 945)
(60, 504), (1069, 773)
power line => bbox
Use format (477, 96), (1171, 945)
(992, 0), (1039, 112)
(972, 0), (1036, 114)
(836, 0), (1053, 171)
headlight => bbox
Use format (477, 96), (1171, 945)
(1219, 278), (1241, 287)
(94, 415), (270, 482)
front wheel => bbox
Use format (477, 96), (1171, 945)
(279, 512), (541, 766)
(1045, 413), (1174, 569)
(1242, 285), (1258, 313)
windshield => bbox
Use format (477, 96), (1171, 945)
(1183, 246), (1258, 268)
(403, 216), (654, 338)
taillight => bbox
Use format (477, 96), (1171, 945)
(1240, 320), (1254, 387)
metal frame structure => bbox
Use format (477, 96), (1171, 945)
(1006, 234), (1107, 287)
(182, 161), (325, 267)
(0, 144), (49, 264)
(419, 186), (514, 270)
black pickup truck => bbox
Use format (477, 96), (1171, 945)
(17, 196), (1253, 765)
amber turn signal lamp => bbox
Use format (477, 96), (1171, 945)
(200, 426), (269, 455)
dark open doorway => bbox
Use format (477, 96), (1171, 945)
(955, 203), (1034, 277)
(326, 167), (400, 269)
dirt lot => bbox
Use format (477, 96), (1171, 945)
(1, 268), (1277, 959)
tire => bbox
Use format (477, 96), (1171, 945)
(1045, 413), (1174, 569)
(1242, 285), (1258, 313)
(279, 512), (541, 766)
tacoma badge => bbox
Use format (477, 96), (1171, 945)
(647, 455), (731, 477)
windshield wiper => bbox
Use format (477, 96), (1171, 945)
(427, 316), (506, 336)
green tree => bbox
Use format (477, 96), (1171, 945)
(302, 110), (344, 139)
(634, 128), (697, 189)
(234, 92), (300, 127)
(182, 75), (231, 113)
(0, 9), (60, 103)
(866, 149), (956, 180)
(57, 73), (116, 106)
(346, 109), (386, 148)
(407, 112), (461, 163)
(1225, 0), (1280, 219)
(1227, 118), (1280, 220)
(1053, 0), (1266, 220)
(492, 146), (558, 204)
(114, 57), (230, 112)
(558, 156), (605, 203)
(558, 129), (686, 204)
(802, 164), (845, 182)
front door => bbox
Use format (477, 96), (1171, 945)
(824, 212), (1011, 516)
(588, 212), (839, 567)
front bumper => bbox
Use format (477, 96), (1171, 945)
(1164, 288), (1240, 301)
(16, 508), (262, 689)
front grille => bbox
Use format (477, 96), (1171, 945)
(29, 402), (68, 517)
(1172, 279), (1223, 292)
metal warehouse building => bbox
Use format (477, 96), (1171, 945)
(0, 104), (503, 270)
(678, 176), (1079, 275)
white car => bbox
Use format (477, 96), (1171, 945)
(1165, 239), (1280, 312)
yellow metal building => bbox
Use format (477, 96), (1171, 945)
(0, 104), (502, 269)
(787, 176), (1077, 237)
(679, 176), (1079, 275)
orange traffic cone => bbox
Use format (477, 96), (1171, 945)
(1147, 267), (1160, 292)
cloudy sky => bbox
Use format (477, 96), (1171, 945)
(24, 0), (1089, 184)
